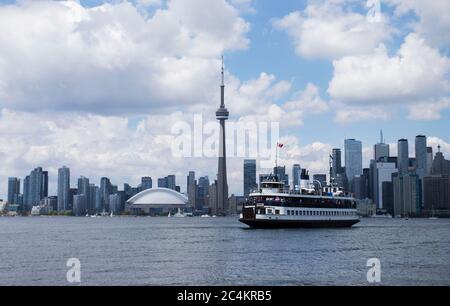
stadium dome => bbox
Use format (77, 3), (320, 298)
(125, 188), (188, 215)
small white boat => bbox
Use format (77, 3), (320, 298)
(200, 214), (211, 218)
(110, 212), (114, 217)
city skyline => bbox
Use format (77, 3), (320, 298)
(3, 133), (447, 200)
(0, 0), (449, 201)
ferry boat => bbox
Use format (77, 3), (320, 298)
(239, 175), (360, 229)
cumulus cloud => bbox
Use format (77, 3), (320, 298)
(236, 82), (329, 127)
(334, 106), (390, 124)
(0, 0), (249, 115)
(272, 0), (392, 60)
(408, 98), (450, 121)
(328, 34), (450, 106)
(387, 0), (450, 49)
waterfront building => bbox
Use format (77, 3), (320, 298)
(167, 175), (176, 191)
(331, 148), (343, 181)
(73, 194), (87, 216)
(353, 169), (370, 200)
(292, 164), (302, 192)
(415, 135), (427, 178)
(426, 147), (433, 175)
(398, 139), (409, 176)
(158, 177), (168, 188)
(23, 167), (48, 210)
(77, 176), (90, 212)
(100, 177), (112, 212)
(393, 173), (421, 217)
(382, 181), (394, 216)
(432, 146), (450, 175)
(187, 171), (196, 209)
(208, 180), (218, 216)
(372, 161), (397, 209)
(345, 139), (363, 192)
(243, 159), (257, 197)
(57, 166), (70, 211)
(423, 175), (450, 216)
(141, 177), (152, 191)
(196, 176), (210, 212)
(374, 131), (389, 162)
(7, 177), (20, 204)
(109, 194), (121, 213)
(274, 166), (289, 190)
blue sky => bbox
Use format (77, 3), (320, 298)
(0, 0), (449, 196)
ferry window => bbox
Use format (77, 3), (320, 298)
(275, 210), (280, 215)
(287, 210), (290, 216)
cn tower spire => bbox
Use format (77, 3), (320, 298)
(221, 55), (224, 86)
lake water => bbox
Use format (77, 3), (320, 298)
(0, 216), (449, 286)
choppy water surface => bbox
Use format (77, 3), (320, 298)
(0, 217), (449, 285)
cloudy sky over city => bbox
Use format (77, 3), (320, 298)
(0, 0), (449, 197)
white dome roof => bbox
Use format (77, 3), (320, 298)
(127, 188), (188, 206)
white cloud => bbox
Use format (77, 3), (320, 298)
(408, 98), (450, 121)
(0, 0), (250, 115)
(387, 0), (450, 48)
(334, 105), (390, 124)
(236, 82), (329, 127)
(272, 1), (392, 60)
(328, 34), (450, 106)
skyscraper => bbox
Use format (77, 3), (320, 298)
(77, 176), (90, 212)
(243, 159), (257, 197)
(373, 161), (397, 209)
(167, 175), (176, 191)
(187, 171), (196, 209)
(73, 194), (87, 216)
(432, 146), (450, 175)
(23, 175), (30, 209)
(426, 147), (433, 175)
(25, 167), (48, 209)
(100, 177), (112, 212)
(274, 166), (289, 189)
(331, 148), (342, 181)
(398, 139), (409, 176)
(57, 166), (70, 211)
(374, 131), (389, 162)
(292, 164), (301, 191)
(141, 177), (152, 191)
(216, 58), (229, 215)
(345, 139), (363, 192)
(7, 177), (20, 204)
(415, 135), (427, 178)
(197, 176), (210, 211)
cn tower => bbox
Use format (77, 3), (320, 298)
(216, 57), (229, 215)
